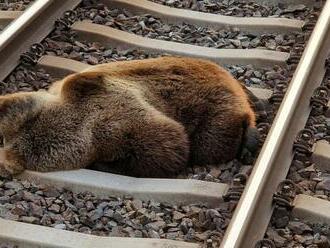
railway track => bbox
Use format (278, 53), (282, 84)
(0, 0), (328, 247)
(0, 0), (34, 31)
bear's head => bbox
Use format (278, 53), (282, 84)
(0, 72), (108, 144)
(0, 72), (110, 173)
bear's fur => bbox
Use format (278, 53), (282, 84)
(0, 56), (257, 178)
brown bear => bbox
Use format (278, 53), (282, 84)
(0, 56), (257, 178)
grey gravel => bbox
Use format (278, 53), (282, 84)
(287, 103), (330, 198)
(265, 44), (330, 247)
(267, 211), (330, 247)
(1, 66), (55, 95)
(316, 178), (330, 192)
(288, 221), (313, 235)
(150, 0), (320, 20)
(76, 4), (306, 52)
(0, 179), (233, 246)
(0, 0), (34, 11)
(42, 29), (290, 89)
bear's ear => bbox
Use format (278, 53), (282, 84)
(61, 72), (107, 101)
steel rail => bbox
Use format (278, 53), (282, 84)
(220, 0), (330, 247)
(0, 0), (81, 81)
(0, 0), (52, 50)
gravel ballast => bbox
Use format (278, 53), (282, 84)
(283, 67), (330, 198)
(150, 0), (320, 20)
(0, 178), (234, 246)
(43, 32), (290, 89)
(76, 4), (306, 52)
(287, 116), (330, 198)
(0, 0), (34, 11)
(266, 209), (330, 247)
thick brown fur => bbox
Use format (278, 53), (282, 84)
(0, 56), (256, 178)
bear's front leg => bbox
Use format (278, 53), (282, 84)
(0, 148), (25, 178)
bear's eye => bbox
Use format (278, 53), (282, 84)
(0, 135), (4, 147)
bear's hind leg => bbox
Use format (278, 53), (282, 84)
(123, 113), (189, 178)
(189, 113), (249, 166)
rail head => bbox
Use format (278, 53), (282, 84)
(0, 0), (53, 51)
(0, 0), (81, 81)
(220, 0), (330, 247)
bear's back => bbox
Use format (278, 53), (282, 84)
(83, 56), (256, 128)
